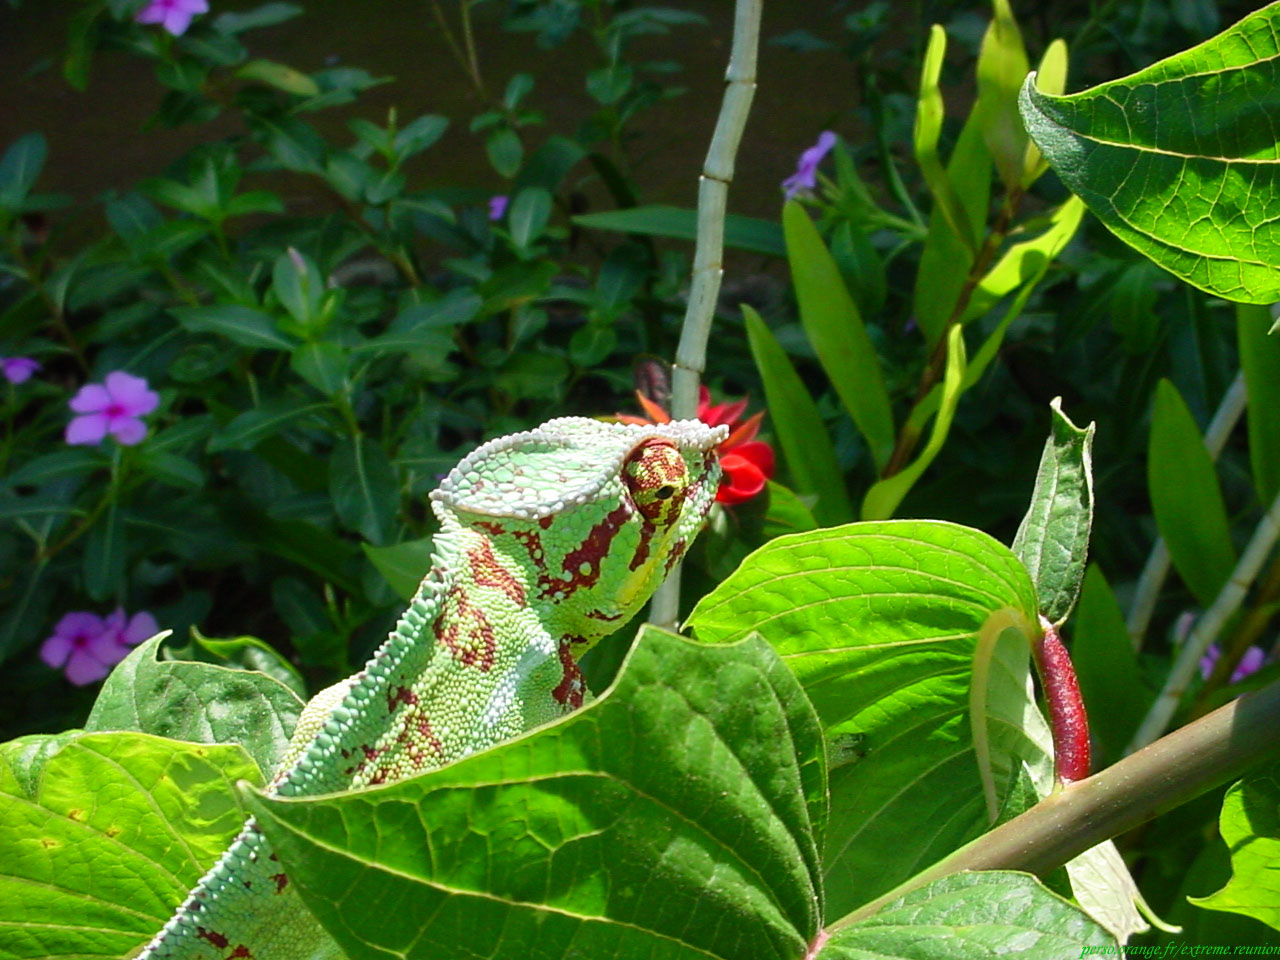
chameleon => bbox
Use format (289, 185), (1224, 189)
(137, 415), (726, 960)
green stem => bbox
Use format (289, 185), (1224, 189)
(7, 235), (89, 373)
(827, 677), (1280, 932)
(649, 0), (761, 628)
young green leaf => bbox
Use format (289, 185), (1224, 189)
(1190, 760), (1280, 930)
(742, 304), (853, 525)
(1237, 303), (1280, 503)
(0, 133), (47, 212)
(86, 634), (303, 777)
(1019, 4), (1280, 302)
(0, 732), (261, 960)
(913, 25), (977, 258)
(486, 127), (524, 179)
(1148, 379), (1236, 606)
(247, 627), (827, 960)
(862, 325), (966, 520)
(783, 201), (894, 471)
(1012, 398), (1096, 625)
(236, 59), (320, 97)
(507, 186), (553, 249)
(974, 0), (1030, 189)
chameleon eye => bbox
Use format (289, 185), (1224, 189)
(623, 439), (688, 525)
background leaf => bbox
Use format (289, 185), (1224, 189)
(248, 627), (826, 960)
(1018, 4), (1280, 302)
(1148, 379), (1236, 607)
(1237, 304), (1280, 503)
(743, 305), (853, 526)
(329, 435), (398, 545)
(783, 200), (894, 471)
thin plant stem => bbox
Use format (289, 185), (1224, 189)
(1128, 479), (1280, 752)
(1127, 370), (1246, 649)
(829, 677), (1280, 931)
(648, 0), (761, 629)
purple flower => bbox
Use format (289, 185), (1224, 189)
(1200, 644), (1267, 683)
(135, 0), (209, 36)
(66, 371), (159, 446)
(488, 195), (509, 221)
(102, 607), (159, 649)
(39, 613), (115, 685)
(782, 131), (838, 199)
(0, 357), (39, 384)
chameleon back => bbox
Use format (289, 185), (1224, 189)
(137, 417), (724, 960)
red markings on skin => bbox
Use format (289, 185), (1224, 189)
(417, 716), (445, 757)
(468, 539), (527, 605)
(538, 516), (554, 530)
(511, 529), (546, 571)
(629, 519), (656, 572)
(475, 521), (507, 537)
(362, 745), (380, 760)
(585, 609), (622, 622)
(387, 685), (418, 713)
(434, 586), (497, 670)
(664, 538), (687, 574)
(539, 503), (631, 601)
(271, 873), (288, 894)
(551, 641), (585, 709)
(229, 948), (253, 959)
(197, 928), (229, 949)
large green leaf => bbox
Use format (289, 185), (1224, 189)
(329, 434), (398, 546)
(86, 633), (304, 777)
(819, 872), (1116, 958)
(1012, 398), (1095, 625)
(0, 731), (260, 960)
(1019, 3), (1280, 303)
(743, 305), (853, 526)
(685, 520), (1045, 916)
(783, 200), (895, 472)
(1148, 379), (1236, 606)
(247, 627), (826, 960)
(1191, 760), (1280, 931)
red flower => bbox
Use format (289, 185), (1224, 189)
(618, 386), (775, 504)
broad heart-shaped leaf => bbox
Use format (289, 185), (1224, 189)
(86, 633), (304, 777)
(818, 872), (1116, 958)
(1191, 760), (1280, 931)
(246, 627), (827, 960)
(1012, 398), (1095, 625)
(0, 731), (261, 960)
(685, 520), (1048, 917)
(1018, 3), (1280, 303)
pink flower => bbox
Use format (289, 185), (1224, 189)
(66, 371), (159, 446)
(0, 357), (39, 384)
(782, 131), (837, 198)
(135, 0), (209, 36)
(488, 195), (509, 221)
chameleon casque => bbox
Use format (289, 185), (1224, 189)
(138, 416), (727, 960)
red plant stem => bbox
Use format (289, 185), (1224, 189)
(805, 929), (830, 960)
(1033, 616), (1091, 784)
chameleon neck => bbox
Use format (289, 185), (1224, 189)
(139, 524), (573, 959)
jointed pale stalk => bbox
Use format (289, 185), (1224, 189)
(1127, 370), (1245, 648)
(649, 0), (761, 628)
(1128, 478), (1280, 751)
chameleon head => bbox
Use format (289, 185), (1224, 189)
(431, 416), (727, 643)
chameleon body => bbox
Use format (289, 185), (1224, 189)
(139, 417), (726, 960)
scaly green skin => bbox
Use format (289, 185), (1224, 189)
(138, 417), (725, 960)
